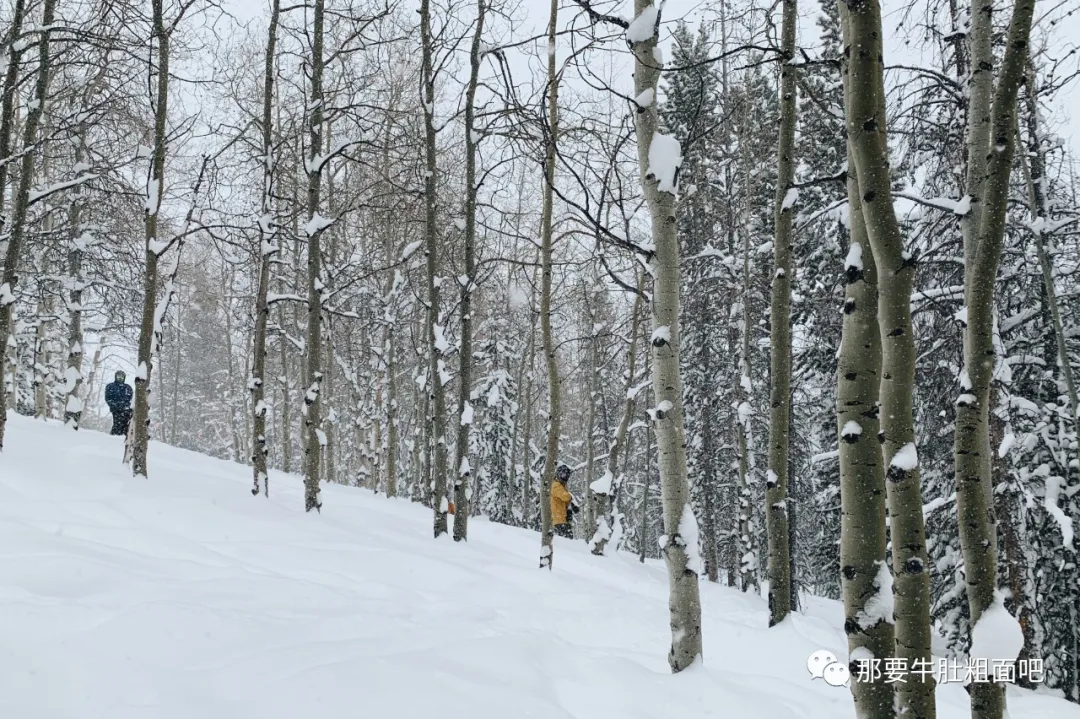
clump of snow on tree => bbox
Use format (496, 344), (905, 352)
(679, 503), (702, 576)
(590, 470), (614, 496)
(844, 243), (863, 272)
(304, 213), (334, 238)
(634, 88), (655, 108)
(589, 517), (612, 550)
(781, 187), (799, 211)
(857, 561), (895, 628)
(461, 401), (474, 426)
(969, 592), (1025, 663)
(850, 646), (876, 663)
(841, 421), (862, 439)
(1045, 475), (1074, 549)
(433, 324), (450, 353)
(625, 5), (658, 43)
(890, 442), (918, 471)
(651, 325), (670, 344)
(647, 132), (682, 194)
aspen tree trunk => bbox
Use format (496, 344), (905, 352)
(766, 0), (798, 626)
(278, 309), (292, 471)
(223, 270), (244, 462)
(1012, 70), (1058, 687)
(737, 116), (757, 594)
(538, 0), (560, 569)
(84, 343), (104, 425)
(130, 0), (170, 476)
(278, 94), (295, 475)
(1020, 70), (1079, 420)
(302, 0), (327, 511)
(639, 457), (652, 562)
(627, 1), (702, 671)
(63, 129), (88, 429)
(837, 144), (894, 719)
(961, 0), (993, 284)
(322, 124), (338, 488)
(34, 133), (56, 423)
(0, 0), (53, 448)
(34, 292), (48, 419)
(452, 0), (486, 541)
(385, 334), (399, 496)
(584, 320), (598, 541)
(520, 327), (536, 527)
(699, 330), (720, 583)
(251, 0), (281, 497)
(380, 117), (400, 497)
(840, 1), (934, 715)
(952, 3), (1035, 717)
(639, 375), (654, 564)
(590, 270), (644, 555)
(0, 0), (26, 433)
(170, 303), (181, 446)
(420, 0), (450, 536)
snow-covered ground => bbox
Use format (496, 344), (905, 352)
(1, 413), (1076, 719)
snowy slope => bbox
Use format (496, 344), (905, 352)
(0, 414), (1076, 719)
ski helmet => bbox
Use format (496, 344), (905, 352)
(115, 371), (126, 383)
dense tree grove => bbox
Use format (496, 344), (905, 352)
(3, 0), (1080, 713)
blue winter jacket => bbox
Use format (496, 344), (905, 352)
(105, 381), (133, 411)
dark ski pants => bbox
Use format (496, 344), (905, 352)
(110, 408), (132, 436)
(554, 523), (573, 540)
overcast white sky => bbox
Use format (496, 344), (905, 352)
(222, 0), (1080, 155)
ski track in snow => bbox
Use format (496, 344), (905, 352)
(0, 414), (1076, 719)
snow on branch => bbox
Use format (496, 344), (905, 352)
(896, 190), (971, 216)
(304, 139), (358, 176)
(29, 173), (99, 205)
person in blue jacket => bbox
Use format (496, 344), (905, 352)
(105, 371), (133, 436)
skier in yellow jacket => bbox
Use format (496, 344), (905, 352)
(551, 464), (578, 539)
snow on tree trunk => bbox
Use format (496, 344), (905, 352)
(765, 0), (798, 627)
(0, 0), (26, 441)
(420, 0), (450, 537)
(626, 1), (702, 672)
(837, 141), (894, 719)
(302, 0), (327, 512)
(250, 0), (281, 498)
(130, 0), (170, 478)
(840, 1), (935, 715)
(452, 0), (486, 542)
(63, 142), (88, 430)
(0, 0), (50, 449)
